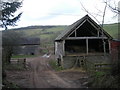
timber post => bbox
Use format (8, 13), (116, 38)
(23, 58), (26, 68)
(60, 54), (64, 68)
(86, 39), (88, 55)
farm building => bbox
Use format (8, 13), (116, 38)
(13, 37), (40, 55)
(55, 15), (113, 68)
(110, 39), (120, 62)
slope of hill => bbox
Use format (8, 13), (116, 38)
(13, 23), (118, 38)
(103, 23), (119, 39)
(8, 23), (118, 43)
(13, 25), (67, 38)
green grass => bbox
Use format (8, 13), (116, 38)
(11, 55), (38, 58)
(45, 26), (66, 32)
(16, 23), (118, 39)
(88, 71), (118, 88)
(49, 60), (64, 71)
(94, 71), (106, 77)
(18, 29), (42, 37)
(103, 23), (119, 39)
(4, 64), (25, 71)
(16, 26), (66, 38)
(14, 23), (119, 42)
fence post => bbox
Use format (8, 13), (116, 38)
(17, 59), (19, 64)
(23, 58), (26, 68)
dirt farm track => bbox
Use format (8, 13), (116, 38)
(6, 55), (88, 88)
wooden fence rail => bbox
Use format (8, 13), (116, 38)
(94, 63), (112, 71)
(10, 58), (26, 68)
(85, 60), (112, 72)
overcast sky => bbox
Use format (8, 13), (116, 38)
(1, 0), (120, 30)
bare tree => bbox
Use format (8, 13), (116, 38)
(80, 0), (119, 26)
(80, 2), (101, 25)
(104, 0), (120, 15)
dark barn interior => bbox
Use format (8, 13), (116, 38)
(69, 21), (102, 37)
(65, 39), (109, 55)
(65, 20), (110, 55)
(65, 40), (86, 53)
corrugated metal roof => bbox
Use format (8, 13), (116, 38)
(55, 15), (113, 41)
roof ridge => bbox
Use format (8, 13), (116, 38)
(55, 15), (112, 41)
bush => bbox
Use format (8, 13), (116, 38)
(3, 79), (20, 89)
(49, 60), (64, 71)
(88, 71), (119, 88)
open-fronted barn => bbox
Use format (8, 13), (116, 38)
(55, 15), (113, 68)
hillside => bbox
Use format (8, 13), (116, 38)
(12, 23), (118, 39)
(103, 23), (119, 39)
(13, 25), (67, 38)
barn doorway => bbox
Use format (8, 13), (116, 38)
(65, 39), (109, 56)
(65, 40), (86, 55)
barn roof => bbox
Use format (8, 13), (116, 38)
(55, 15), (113, 41)
(19, 37), (40, 45)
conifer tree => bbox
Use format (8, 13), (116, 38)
(0, 1), (22, 30)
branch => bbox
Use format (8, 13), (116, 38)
(104, 1), (120, 15)
(101, 0), (107, 27)
(80, 2), (101, 25)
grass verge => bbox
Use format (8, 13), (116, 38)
(4, 63), (26, 71)
(11, 55), (38, 58)
(49, 60), (64, 71)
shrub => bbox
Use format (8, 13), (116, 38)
(49, 60), (64, 71)
(88, 71), (119, 88)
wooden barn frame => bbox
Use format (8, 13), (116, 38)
(55, 15), (113, 68)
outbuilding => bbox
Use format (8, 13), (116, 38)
(13, 37), (40, 55)
(110, 39), (120, 62)
(55, 15), (113, 68)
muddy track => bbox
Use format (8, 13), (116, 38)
(27, 56), (73, 88)
(6, 55), (88, 88)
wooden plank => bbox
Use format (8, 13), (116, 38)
(95, 63), (112, 66)
(66, 37), (107, 40)
(103, 40), (106, 55)
(86, 39), (88, 55)
(97, 31), (99, 37)
(63, 40), (65, 56)
(75, 30), (77, 37)
(60, 54), (64, 67)
(55, 42), (58, 56)
(67, 20), (87, 37)
(65, 53), (105, 56)
(10, 58), (26, 65)
(108, 40), (111, 54)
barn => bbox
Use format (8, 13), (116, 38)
(13, 37), (40, 55)
(110, 39), (120, 62)
(55, 15), (113, 68)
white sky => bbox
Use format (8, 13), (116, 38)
(0, 0), (120, 30)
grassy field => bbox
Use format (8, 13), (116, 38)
(103, 23), (119, 39)
(14, 23), (118, 39)
(11, 55), (38, 58)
